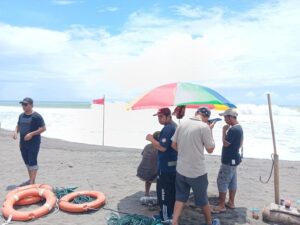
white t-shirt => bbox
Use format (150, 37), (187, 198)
(172, 118), (215, 178)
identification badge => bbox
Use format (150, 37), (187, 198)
(232, 159), (236, 165)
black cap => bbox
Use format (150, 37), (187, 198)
(19, 97), (33, 105)
(153, 108), (171, 116)
(196, 107), (211, 117)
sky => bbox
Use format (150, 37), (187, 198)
(0, 0), (299, 105)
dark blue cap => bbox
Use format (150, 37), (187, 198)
(196, 107), (211, 117)
(19, 97), (33, 105)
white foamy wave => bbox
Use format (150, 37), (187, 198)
(237, 104), (300, 116)
(1, 103), (299, 161)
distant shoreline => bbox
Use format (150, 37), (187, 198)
(0, 101), (91, 108)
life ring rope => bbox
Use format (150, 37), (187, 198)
(2, 188), (57, 221)
(5, 184), (53, 206)
(1, 214), (12, 225)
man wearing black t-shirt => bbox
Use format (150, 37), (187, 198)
(13, 97), (46, 185)
(146, 108), (177, 223)
(212, 108), (243, 213)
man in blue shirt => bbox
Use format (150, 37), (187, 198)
(13, 97), (46, 185)
(146, 108), (177, 222)
(212, 108), (243, 213)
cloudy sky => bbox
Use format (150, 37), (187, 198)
(0, 0), (299, 105)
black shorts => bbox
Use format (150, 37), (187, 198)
(175, 172), (208, 207)
(20, 141), (40, 170)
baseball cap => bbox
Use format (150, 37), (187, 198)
(153, 108), (171, 116)
(19, 97), (33, 105)
(196, 107), (211, 117)
(219, 108), (238, 117)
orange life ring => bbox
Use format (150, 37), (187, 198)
(2, 188), (57, 221)
(6, 184), (53, 206)
(58, 191), (105, 213)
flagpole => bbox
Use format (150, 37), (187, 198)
(102, 95), (105, 146)
(267, 93), (279, 204)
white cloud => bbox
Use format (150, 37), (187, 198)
(0, 24), (69, 54)
(172, 4), (223, 19)
(53, 0), (84, 6)
(98, 6), (120, 13)
(246, 92), (256, 97)
(0, 0), (300, 103)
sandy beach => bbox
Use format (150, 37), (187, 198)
(1, 128), (300, 225)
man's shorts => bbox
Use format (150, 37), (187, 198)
(20, 141), (40, 170)
(217, 164), (237, 193)
(175, 172), (208, 207)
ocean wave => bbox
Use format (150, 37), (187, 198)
(237, 104), (300, 116)
(0, 102), (299, 160)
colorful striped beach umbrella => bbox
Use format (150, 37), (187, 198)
(127, 82), (236, 110)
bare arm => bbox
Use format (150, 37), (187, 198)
(171, 141), (178, 151)
(30, 126), (46, 136)
(202, 125), (215, 154)
(222, 125), (230, 147)
(24, 126), (46, 141)
(14, 125), (19, 133)
(13, 125), (20, 140)
(146, 134), (166, 152)
(240, 136), (244, 148)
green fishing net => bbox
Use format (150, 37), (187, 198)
(54, 187), (96, 204)
(107, 213), (163, 225)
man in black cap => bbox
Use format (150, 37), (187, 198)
(13, 97), (46, 185)
(146, 107), (177, 223)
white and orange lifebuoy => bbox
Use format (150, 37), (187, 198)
(2, 188), (57, 221)
(58, 191), (105, 213)
(6, 184), (53, 206)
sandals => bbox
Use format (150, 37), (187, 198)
(18, 180), (30, 187)
(211, 205), (226, 214)
(225, 202), (235, 209)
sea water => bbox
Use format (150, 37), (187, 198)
(0, 101), (299, 161)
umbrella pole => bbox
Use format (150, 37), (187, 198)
(267, 93), (279, 204)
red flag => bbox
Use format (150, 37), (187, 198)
(93, 97), (105, 105)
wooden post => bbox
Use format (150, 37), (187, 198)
(267, 93), (279, 204)
(102, 96), (105, 146)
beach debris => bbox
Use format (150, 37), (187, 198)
(139, 196), (158, 206)
(250, 208), (260, 220)
(263, 203), (300, 225)
(285, 199), (292, 209)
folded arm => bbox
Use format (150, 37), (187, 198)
(146, 134), (166, 152)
